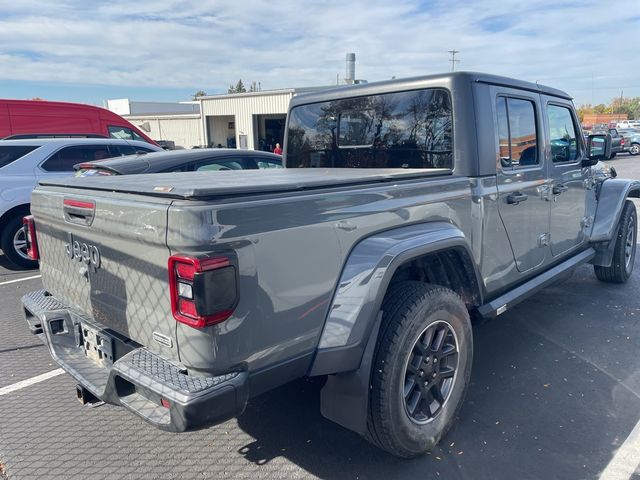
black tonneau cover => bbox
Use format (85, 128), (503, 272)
(38, 168), (452, 199)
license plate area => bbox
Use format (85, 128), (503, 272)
(80, 323), (114, 367)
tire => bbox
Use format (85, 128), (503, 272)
(366, 281), (473, 458)
(630, 143), (640, 156)
(0, 215), (38, 269)
(594, 200), (637, 283)
(609, 152), (617, 159)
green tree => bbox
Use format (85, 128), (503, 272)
(192, 90), (207, 100)
(228, 79), (246, 94)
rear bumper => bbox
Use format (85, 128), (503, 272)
(22, 289), (249, 432)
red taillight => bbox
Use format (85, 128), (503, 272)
(22, 215), (39, 261)
(168, 255), (237, 328)
(175, 262), (196, 281)
(621, 138), (625, 146)
(63, 199), (95, 210)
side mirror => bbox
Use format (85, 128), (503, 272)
(584, 133), (611, 166)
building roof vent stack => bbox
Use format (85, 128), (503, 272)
(345, 53), (356, 85)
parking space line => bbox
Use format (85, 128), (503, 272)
(0, 274), (41, 286)
(0, 369), (64, 397)
(600, 418), (640, 480)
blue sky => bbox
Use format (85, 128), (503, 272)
(0, 0), (638, 106)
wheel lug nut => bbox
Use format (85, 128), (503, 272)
(418, 370), (424, 377)
(432, 373), (437, 378)
(434, 358), (438, 363)
(425, 357), (430, 363)
(424, 382), (428, 387)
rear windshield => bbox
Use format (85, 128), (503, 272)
(0, 145), (39, 169)
(286, 88), (453, 169)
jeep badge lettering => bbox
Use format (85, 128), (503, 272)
(65, 233), (101, 269)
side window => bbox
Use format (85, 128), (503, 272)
(496, 98), (510, 167)
(113, 145), (154, 156)
(108, 126), (134, 140)
(0, 145), (39, 169)
(41, 145), (112, 172)
(547, 105), (579, 163)
(131, 130), (144, 141)
(496, 97), (538, 168)
(196, 160), (244, 171)
(255, 158), (283, 169)
(164, 164), (192, 173)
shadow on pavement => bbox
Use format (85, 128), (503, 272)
(234, 268), (640, 479)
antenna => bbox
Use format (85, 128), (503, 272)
(448, 49), (460, 72)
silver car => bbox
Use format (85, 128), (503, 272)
(0, 138), (161, 267)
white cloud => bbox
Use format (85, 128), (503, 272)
(0, 0), (638, 104)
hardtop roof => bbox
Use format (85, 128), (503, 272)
(290, 71), (572, 107)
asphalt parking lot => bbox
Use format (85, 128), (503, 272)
(1, 156), (640, 480)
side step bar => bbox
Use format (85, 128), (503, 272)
(477, 248), (595, 318)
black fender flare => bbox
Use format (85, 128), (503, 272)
(312, 222), (481, 435)
(591, 179), (640, 267)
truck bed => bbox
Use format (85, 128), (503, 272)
(39, 168), (452, 200)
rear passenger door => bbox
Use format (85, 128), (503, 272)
(543, 99), (590, 257)
(494, 88), (551, 273)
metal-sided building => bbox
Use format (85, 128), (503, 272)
(199, 89), (293, 151)
(111, 90), (294, 151)
(109, 53), (362, 151)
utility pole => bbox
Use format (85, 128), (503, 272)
(448, 49), (460, 72)
(619, 90), (624, 121)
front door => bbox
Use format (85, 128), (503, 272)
(543, 99), (590, 257)
(494, 90), (551, 273)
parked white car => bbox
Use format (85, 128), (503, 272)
(0, 138), (161, 268)
(616, 120), (640, 129)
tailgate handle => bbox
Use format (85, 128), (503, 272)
(63, 199), (95, 226)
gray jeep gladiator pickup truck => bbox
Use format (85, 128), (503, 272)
(21, 72), (639, 458)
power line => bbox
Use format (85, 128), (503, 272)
(448, 50), (460, 72)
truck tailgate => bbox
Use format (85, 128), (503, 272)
(30, 186), (177, 360)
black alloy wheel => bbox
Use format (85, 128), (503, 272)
(403, 320), (459, 423)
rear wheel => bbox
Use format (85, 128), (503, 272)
(0, 215), (37, 269)
(366, 282), (473, 458)
(609, 152), (617, 159)
(594, 200), (636, 283)
(630, 143), (640, 156)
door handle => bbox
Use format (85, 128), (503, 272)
(552, 183), (569, 195)
(506, 192), (528, 204)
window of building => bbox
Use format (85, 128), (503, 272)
(286, 88), (453, 169)
(547, 105), (579, 163)
(496, 97), (538, 168)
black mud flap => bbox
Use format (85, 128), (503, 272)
(319, 313), (382, 435)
